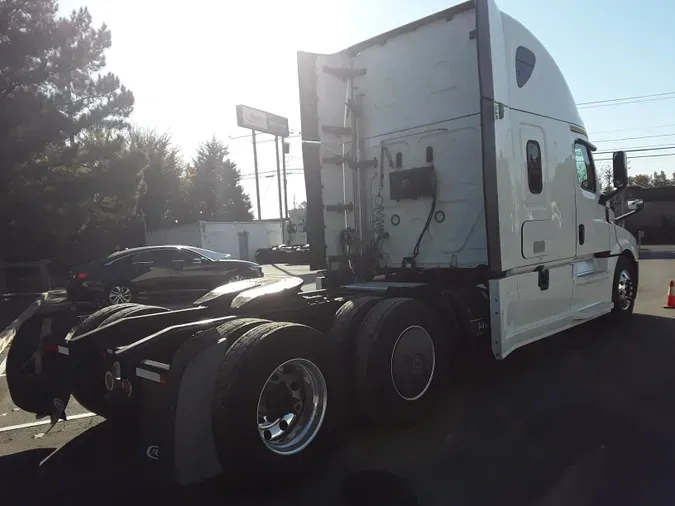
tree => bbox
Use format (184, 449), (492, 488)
(628, 174), (653, 187)
(651, 170), (672, 188)
(128, 128), (184, 230)
(0, 0), (134, 261)
(599, 165), (613, 191)
(0, 1), (133, 190)
(186, 137), (253, 222)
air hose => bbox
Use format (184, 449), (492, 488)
(402, 168), (437, 268)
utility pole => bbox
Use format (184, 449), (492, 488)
(282, 140), (289, 218)
(274, 136), (284, 221)
(252, 130), (262, 220)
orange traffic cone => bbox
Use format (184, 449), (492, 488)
(664, 281), (675, 309)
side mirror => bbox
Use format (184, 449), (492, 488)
(599, 151), (629, 206)
(192, 258), (202, 264)
(612, 151), (628, 188)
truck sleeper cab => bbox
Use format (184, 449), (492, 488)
(298, 0), (639, 359)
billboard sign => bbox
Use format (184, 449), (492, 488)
(236, 105), (289, 137)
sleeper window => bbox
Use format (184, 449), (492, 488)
(526, 140), (543, 194)
(574, 143), (597, 193)
(516, 46), (536, 88)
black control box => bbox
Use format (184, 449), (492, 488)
(389, 165), (436, 201)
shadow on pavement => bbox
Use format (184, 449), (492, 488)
(1, 313), (675, 506)
(0, 447), (54, 491)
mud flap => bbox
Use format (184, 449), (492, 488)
(6, 309), (78, 417)
(135, 328), (231, 485)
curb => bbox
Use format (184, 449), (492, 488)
(0, 293), (47, 355)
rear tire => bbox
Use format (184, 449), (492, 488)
(211, 322), (342, 490)
(354, 298), (449, 429)
(98, 304), (168, 328)
(66, 303), (142, 341)
(329, 296), (383, 425)
(71, 304), (168, 419)
(6, 316), (50, 414)
(215, 317), (271, 345)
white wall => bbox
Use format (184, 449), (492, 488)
(201, 221), (284, 260)
(147, 221), (285, 260)
(146, 223), (202, 248)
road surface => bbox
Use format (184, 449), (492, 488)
(0, 258), (674, 505)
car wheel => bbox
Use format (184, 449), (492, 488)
(107, 284), (134, 305)
(226, 271), (255, 284)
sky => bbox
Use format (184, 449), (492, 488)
(58, 0), (675, 220)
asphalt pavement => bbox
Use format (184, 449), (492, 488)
(1, 258), (675, 506)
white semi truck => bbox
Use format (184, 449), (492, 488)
(7, 0), (643, 491)
(298, 0), (641, 358)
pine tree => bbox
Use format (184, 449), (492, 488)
(189, 137), (253, 221)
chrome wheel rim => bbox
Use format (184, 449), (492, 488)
(108, 285), (132, 304)
(256, 358), (327, 456)
(390, 325), (436, 401)
(617, 269), (635, 311)
(229, 274), (245, 282)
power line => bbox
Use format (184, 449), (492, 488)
(595, 145), (675, 155)
(239, 169), (304, 180)
(592, 123), (675, 135)
(595, 152), (675, 161)
(578, 91), (675, 108)
(259, 176), (277, 199)
(594, 132), (675, 143)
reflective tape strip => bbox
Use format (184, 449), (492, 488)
(58, 346), (69, 355)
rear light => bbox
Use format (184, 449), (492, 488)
(76, 272), (88, 280)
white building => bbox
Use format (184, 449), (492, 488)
(145, 220), (284, 261)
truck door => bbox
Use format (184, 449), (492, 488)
(573, 141), (612, 256)
(572, 140), (614, 311)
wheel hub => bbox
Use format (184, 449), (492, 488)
(260, 381), (297, 421)
(109, 285), (132, 305)
(617, 269), (634, 311)
(390, 325), (436, 401)
(256, 359), (327, 455)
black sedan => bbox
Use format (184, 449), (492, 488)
(67, 245), (264, 306)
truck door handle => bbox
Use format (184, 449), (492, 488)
(578, 224), (585, 245)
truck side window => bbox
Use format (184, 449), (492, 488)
(526, 140), (543, 194)
(574, 143), (597, 193)
(515, 46), (536, 88)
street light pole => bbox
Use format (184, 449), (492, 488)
(252, 130), (262, 220)
(274, 135), (284, 221)
(282, 139), (289, 219)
